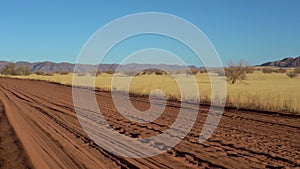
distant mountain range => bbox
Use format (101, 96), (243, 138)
(0, 61), (196, 73)
(1, 56), (299, 73)
(260, 56), (300, 67)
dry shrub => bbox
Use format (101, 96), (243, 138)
(59, 71), (69, 75)
(105, 70), (115, 74)
(199, 69), (207, 74)
(262, 68), (287, 74)
(216, 69), (226, 76)
(225, 61), (248, 84)
(262, 68), (274, 74)
(124, 70), (138, 76)
(140, 68), (168, 75)
(190, 68), (199, 75)
(287, 68), (299, 79)
(245, 66), (255, 73)
(89, 71), (97, 77)
(294, 67), (300, 74)
(275, 68), (287, 73)
(35, 71), (45, 75)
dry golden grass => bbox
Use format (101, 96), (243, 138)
(4, 71), (300, 114)
(226, 71), (300, 113)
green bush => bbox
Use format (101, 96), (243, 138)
(0, 63), (31, 76)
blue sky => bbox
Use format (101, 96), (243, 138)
(0, 0), (300, 66)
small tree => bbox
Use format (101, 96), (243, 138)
(225, 61), (247, 84)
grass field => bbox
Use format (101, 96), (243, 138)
(5, 71), (300, 114)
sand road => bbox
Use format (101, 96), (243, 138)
(0, 77), (299, 169)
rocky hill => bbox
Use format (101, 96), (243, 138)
(260, 56), (300, 67)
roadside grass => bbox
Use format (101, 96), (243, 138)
(226, 72), (300, 113)
(3, 71), (300, 114)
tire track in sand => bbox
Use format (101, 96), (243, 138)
(0, 77), (299, 168)
(0, 99), (32, 169)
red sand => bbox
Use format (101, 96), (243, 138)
(0, 77), (299, 168)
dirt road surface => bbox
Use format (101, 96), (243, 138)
(0, 77), (299, 169)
